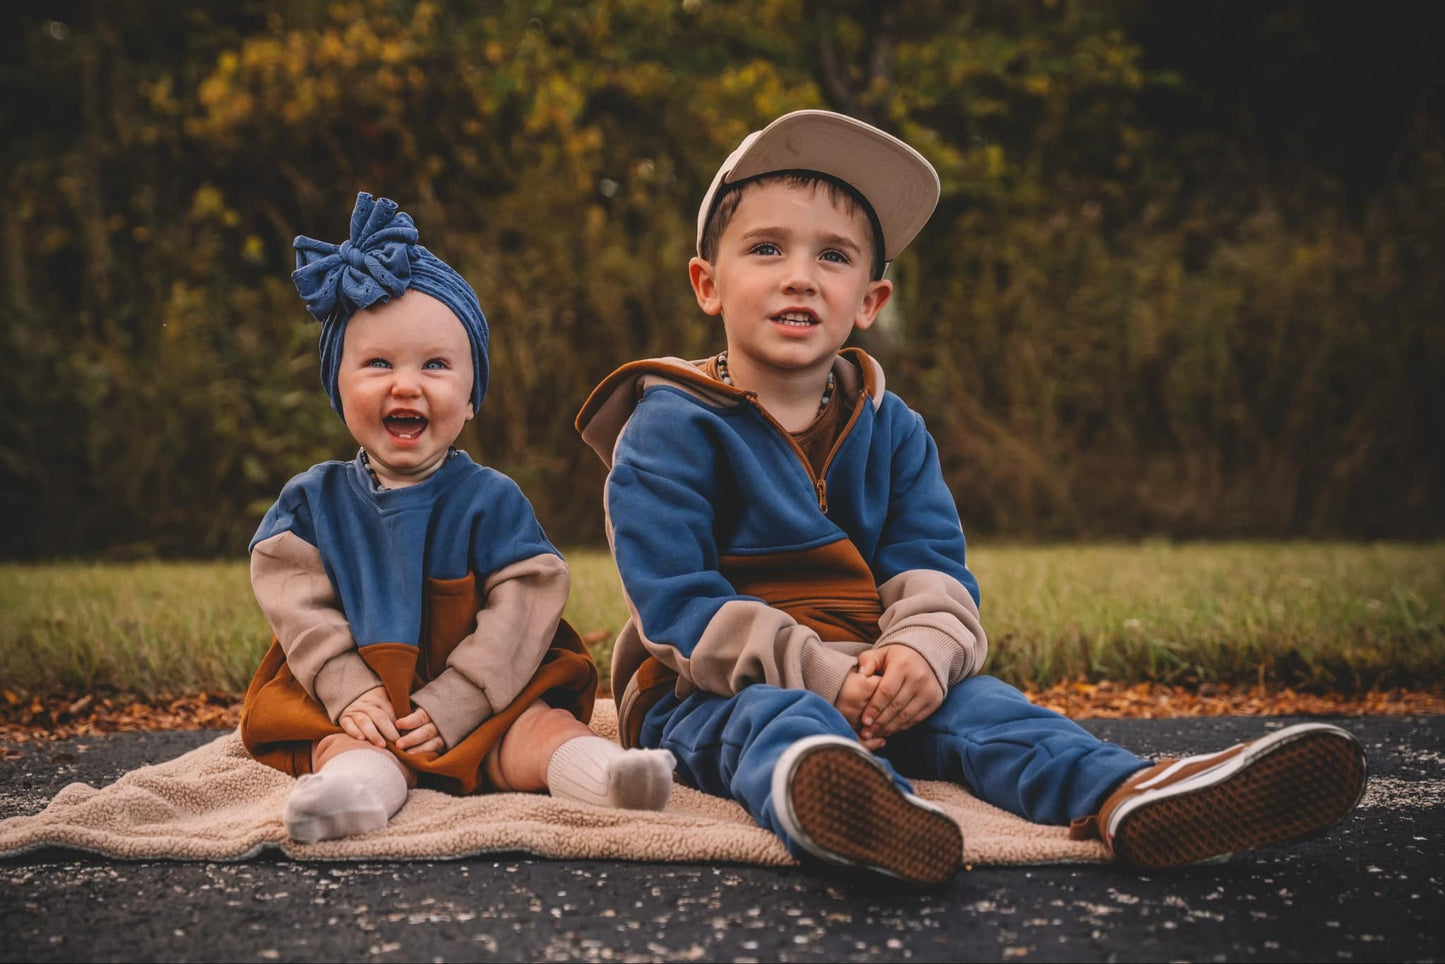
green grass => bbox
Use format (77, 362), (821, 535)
(971, 542), (1445, 691)
(2, 542), (1442, 698)
(0, 561), (270, 698)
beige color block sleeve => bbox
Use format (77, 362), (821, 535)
(250, 531), (382, 721)
(872, 569), (989, 691)
(410, 553), (570, 749)
(640, 599), (861, 706)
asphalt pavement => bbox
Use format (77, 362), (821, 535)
(2, 715), (1441, 963)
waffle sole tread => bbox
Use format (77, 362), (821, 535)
(1112, 730), (1367, 868)
(789, 746), (962, 886)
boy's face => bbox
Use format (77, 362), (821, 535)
(688, 180), (892, 382)
(336, 291), (475, 488)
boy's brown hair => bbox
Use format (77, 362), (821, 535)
(697, 171), (888, 281)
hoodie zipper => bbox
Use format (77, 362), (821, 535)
(741, 388), (868, 515)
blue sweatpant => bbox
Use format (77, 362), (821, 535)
(638, 675), (1151, 855)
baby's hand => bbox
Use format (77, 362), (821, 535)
(395, 706), (444, 754)
(338, 686), (400, 748)
(857, 646), (944, 741)
(834, 668), (886, 751)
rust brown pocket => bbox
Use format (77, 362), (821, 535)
(720, 539), (883, 643)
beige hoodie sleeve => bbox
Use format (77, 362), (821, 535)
(871, 569), (988, 691)
(659, 599), (861, 705)
(250, 531), (382, 721)
(409, 553), (570, 749)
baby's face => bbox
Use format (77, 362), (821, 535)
(336, 291), (474, 489)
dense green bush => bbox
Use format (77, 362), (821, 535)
(2, 1), (1440, 558)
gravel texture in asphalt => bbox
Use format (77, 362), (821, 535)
(2, 715), (1441, 962)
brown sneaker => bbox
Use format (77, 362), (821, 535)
(771, 735), (963, 886)
(1081, 722), (1367, 868)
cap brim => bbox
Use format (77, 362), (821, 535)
(697, 110), (940, 262)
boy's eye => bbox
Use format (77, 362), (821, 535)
(750, 242), (781, 257)
(821, 249), (851, 264)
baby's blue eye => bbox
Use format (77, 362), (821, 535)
(365, 358), (391, 369)
(423, 358), (449, 371)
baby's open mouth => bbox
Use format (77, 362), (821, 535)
(384, 411), (428, 439)
(773, 310), (819, 327)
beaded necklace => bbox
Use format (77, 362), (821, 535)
(714, 351), (835, 414)
(359, 446), (458, 491)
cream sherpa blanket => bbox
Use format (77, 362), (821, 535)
(0, 700), (1109, 866)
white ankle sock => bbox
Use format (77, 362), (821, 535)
(283, 748), (409, 843)
(545, 736), (676, 811)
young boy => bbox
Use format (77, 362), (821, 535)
(576, 110), (1367, 885)
(241, 192), (674, 843)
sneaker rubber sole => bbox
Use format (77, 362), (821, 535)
(1107, 723), (1368, 868)
(772, 735), (963, 886)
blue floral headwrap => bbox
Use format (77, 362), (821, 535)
(291, 192), (489, 417)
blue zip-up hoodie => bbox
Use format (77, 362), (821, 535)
(577, 349), (988, 743)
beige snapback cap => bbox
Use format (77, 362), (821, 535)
(696, 109), (940, 263)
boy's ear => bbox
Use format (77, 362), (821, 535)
(852, 278), (893, 331)
(688, 257), (723, 316)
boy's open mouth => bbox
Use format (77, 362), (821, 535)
(772, 310), (819, 328)
(383, 410), (428, 439)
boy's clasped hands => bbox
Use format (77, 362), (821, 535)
(836, 646), (944, 750)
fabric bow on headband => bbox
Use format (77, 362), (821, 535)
(293, 194), (418, 324)
(291, 192), (490, 417)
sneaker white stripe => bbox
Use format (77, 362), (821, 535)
(1135, 756), (1201, 790)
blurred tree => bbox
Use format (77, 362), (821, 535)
(1, 0), (1440, 557)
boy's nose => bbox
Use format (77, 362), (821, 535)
(781, 258), (818, 295)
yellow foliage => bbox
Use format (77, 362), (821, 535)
(164, 280), (204, 330)
(316, 30), (349, 69)
(412, 2), (439, 36)
(986, 143), (1005, 179)
(1291, 243), (1324, 269)
(189, 185), (228, 220)
(526, 74), (585, 133)
(242, 235), (265, 264)
(379, 39), (407, 65)
(585, 205), (606, 238)
(143, 76), (182, 116)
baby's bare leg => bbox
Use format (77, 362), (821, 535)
(484, 701), (593, 791)
(485, 700), (676, 809)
